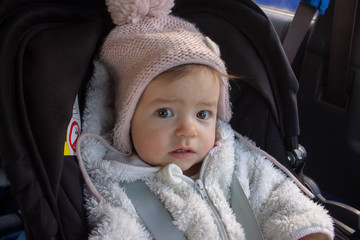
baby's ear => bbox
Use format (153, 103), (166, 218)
(204, 36), (221, 57)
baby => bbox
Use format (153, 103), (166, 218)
(130, 64), (221, 177)
(76, 0), (334, 239)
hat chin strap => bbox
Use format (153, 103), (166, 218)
(76, 132), (130, 203)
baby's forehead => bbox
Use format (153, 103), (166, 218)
(153, 64), (222, 82)
(150, 67), (220, 89)
(139, 69), (221, 106)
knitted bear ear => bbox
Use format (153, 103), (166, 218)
(204, 36), (221, 57)
(106, 0), (175, 25)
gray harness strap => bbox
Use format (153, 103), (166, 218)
(231, 174), (264, 240)
(120, 174), (264, 240)
(119, 180), (187, 240)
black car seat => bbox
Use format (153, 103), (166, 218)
(0, 0), (356, 239)
(292, 0), (360, 238)
(0, 0), (112, 238)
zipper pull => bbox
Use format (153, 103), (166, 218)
(195, 179), (208, 200)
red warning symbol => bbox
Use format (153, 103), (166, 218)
(69, 121), (80, 152)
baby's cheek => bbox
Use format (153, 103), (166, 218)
(202, 136), (216, 153)
(135, 139), (164, 163)
(147, 143), (165, 158)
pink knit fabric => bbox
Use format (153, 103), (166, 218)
(101, 13), (231, 154)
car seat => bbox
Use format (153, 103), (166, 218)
(0, 0), (358, 239)
(0, 0), (112, 238)
(292, 0), (360, 238)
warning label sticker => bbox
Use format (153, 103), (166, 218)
(64, 96), (81, 156)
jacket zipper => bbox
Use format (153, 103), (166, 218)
(178, 149), (230, 240)
(195, 179), (229, 240)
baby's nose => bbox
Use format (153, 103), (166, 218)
(174, 119), (198, 138)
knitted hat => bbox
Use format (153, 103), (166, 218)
(101, 0), (232, 154)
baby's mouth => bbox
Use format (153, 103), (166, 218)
(169, 148), (195, 158)
(173, 149), (191, 153)
(171, 147), (195, 153)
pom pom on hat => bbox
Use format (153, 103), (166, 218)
(106, 0), (175, 25)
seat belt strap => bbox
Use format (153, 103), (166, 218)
(282, 2), (317, 64)
(231, 174), (264, 240)
(325, 0), (358, 107)
(119, 180), (187, 240)
(121, 174), (264, 240)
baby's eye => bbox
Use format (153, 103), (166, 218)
(156, 108), (174, 118)
(196, 110), (211, 120)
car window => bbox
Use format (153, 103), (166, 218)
(255, 0), (300, 13)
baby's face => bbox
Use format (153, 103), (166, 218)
(131, 67), (220, 175)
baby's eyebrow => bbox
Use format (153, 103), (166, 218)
(198, 101), (218, 109)
(149, 98), (179, 105)
(148, 98), (218, 109)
